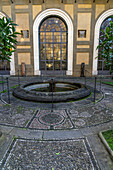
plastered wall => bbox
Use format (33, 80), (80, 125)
(2, 6), (11, 17)
(95, 4), (105, 19)
(77, 13), (91, 41)
(18, 53), (31, 65)
(16, 13), (30, 42)
(33, 5), (42, 19)
(64, 4), (74, 20)
(76, 53), (89, 65)
(0, 0), (113, 76)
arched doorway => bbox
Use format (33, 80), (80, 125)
(98, 16), (113, 75)
(33, 8), (73, 76)
(93, 9), (113, 75)
(39, 17), (67, 75)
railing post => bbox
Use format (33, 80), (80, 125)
(18, 70), (20, 86)
(94, 77), (97, 102)
(2, 76), (4, 91)
(80, 63), (85, 77)
(100, 77), (101, 91)
(6, 77), (10, 104)
(51, 79), (54, 112)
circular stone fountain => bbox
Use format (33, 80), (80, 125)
(13, 80), (91, 103)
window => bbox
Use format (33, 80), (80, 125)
(78, 30), (86, 38)
(21, 30), (29, 38)
(39, 17), (67, 71)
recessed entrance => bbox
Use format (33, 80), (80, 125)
(98, 16), (113, 75)
(39, 17), (67, 75)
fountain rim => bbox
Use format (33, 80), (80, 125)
(21, 81), (86, 94)
(13, 80), (91, 103)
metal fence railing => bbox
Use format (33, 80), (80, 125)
(0, 72), (113, 105)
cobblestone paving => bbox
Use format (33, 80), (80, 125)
(29, 110), (73, 130)
(3, 139), (98, 170)
(0, 105), (35, 127)
(28, 102), (113, 129)
(0, 77), (113, 169)
(0, 95), (113, 130)
(68, 103), (113, 128)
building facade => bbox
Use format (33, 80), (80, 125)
(0, 0), (113, 76)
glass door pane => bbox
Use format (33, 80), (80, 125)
(46, 61), (53, 70)
(39, 17), (67, 73)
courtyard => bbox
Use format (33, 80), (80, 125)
(0, 76), (113, 169)
(0, 0), (113, 169)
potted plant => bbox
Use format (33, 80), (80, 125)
(0, 17), (20, 62)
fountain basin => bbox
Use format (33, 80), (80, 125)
(13, 81), (91, 103)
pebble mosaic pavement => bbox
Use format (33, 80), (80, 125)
(0, 99), (113, 130)
(3, 139), (98, 170)
(0, 77), (113, 169)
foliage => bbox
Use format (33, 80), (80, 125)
(102, 130), (113, 151)
(1, 84), (19, 93)
(97, 19), (113, 74)
(102, 81), (113, 86)
(0, 17), (20, 62)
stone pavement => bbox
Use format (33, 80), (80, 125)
(0, 76), (113, 169)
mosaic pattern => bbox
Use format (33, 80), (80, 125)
(3, 139), (98, 170)
(38, 113), (64, 126)
(0, 77), (113, 130)
(68, 104), (113, 128)
(0, 102), (113, 130)
(29, 110), (73, 130)
(0, 105), (35, 127)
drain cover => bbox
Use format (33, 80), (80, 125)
(38, 113), (64, 126)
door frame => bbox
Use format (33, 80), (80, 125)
(33, 8), (73, 76)
(92, 9), (113, 75)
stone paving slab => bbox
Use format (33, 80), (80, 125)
(87, 135), (113, 170)
(0, 127), (13, 166)
(43, 130), (83, 140)
(12, 128), (43, 140)
(2, 138), (99, 170)
(80, 121), (113, 136)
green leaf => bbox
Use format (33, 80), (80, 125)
(10, 23), (18, 26)
(106, 27), (109, 33)
(0, 16), (20, 62)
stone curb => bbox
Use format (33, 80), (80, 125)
(99, 130), (113, 160)
(0, 93), (9, 105)
(102, 82), (113, 88)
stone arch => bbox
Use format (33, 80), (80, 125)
(92, 9), (113, 75)
(33, 8), (73, 75)
(0, 12), (15, 75)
